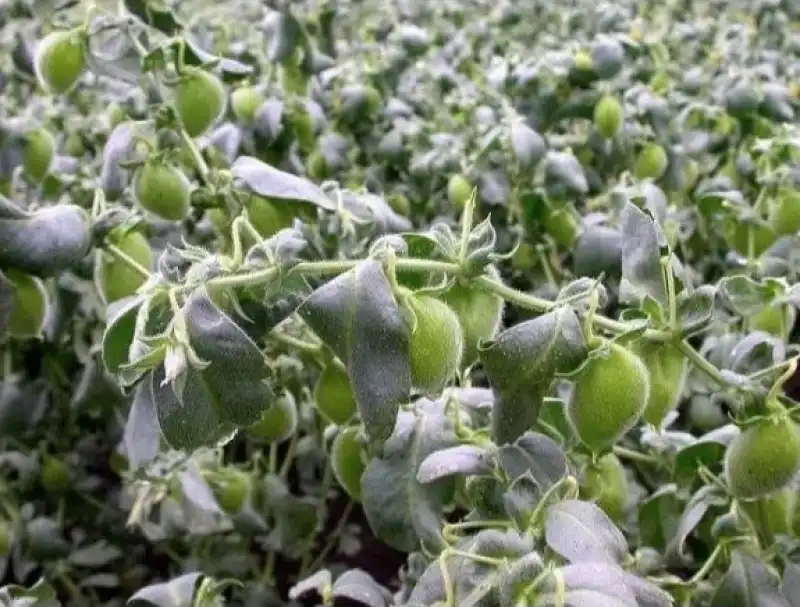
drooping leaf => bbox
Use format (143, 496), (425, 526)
(231, 155), (335, 210)
(121, 380), (162, 469)
(480, 306), (587, 444)
(299, 260), (411, 443)
(150, 366), (235, 452)
(666, 485), (727, 563)
(361, 405), (457, 552)
(332, 569), (390, 607)
(496, 431), (567, 487)
(535, 562), (671, 607)
(0, 200), (91, 276)
(127, 572), (202, 606)
(781, 563), (800, 607)
(619, 202), (667, 307)
(180, 287), (274, 426)
(417, 445), (493, 484)
(544, 500), (627, 564)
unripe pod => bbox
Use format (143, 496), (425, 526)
(230, 86), (263, 124)
(582, 453), (629, 522)
(34, 29), (87, 94)
(440, 269), (504, 368)
(402, 290), (463, 396)
(568, 342), (650, 454)
(634, 143), (668, 180)
(630, 340), (688, 428)
(332, 426), (366, 502)
(23, 128), (55, 183)
(132, 162), (191, 221)
(95, 229), (152, 304)
(725, 416), (800, 500)
(314, 364), (357, 425)
(447, 174), (472, 211)
(593, 95), (623, 138)
(175, 68), (226, 137)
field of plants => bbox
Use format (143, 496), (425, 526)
(1, 0), (800, 604)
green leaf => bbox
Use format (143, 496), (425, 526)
(544, 500), (627, 564)
(711, 550), (791, 607)
(181, 287), (274, 427)
(417, 445), (493, 484)
(674, 426), (737, 486)
(123, 0), (182, 35)
(666, 485), (727, 562)
(619, 202), (667, 307)
(128, 572), (202, 606)
(480, 306), (587, 444)
(719, 275), (783, 317)
(121, 380), (161, 469)
(496, 431), (567, 487)
(573, 225), (623, 279)
(0, 200), (91, 276)
(231, 155), (336, 210)
(535, 562), (671, 607)
(361, 405), (457, 552)
(676, 285), (716, 334)
(408, 531), (533, 606)
(637, 485), (681, 551)
(299, 260), (411, 444)
(498, 553), (546, 604)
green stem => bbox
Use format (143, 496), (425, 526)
(302, 500), (355, 576)
(676, 339), (735, 391)
(180, 128), (211, 184)
(688, 543), (724, 585)
(271, 331), (324, 356)
(613, 445), (660, 466)
(105, 243), (151, 279)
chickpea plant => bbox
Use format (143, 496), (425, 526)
(0, 0), (799, 606)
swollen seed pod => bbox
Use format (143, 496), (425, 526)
(331, 426), (366, 502)
(34, 29), (87, 95)
(634, 143), (668, 180)
(440, 269), (504, 368)
(582, 453), (629, 522)
(593, 94), (623, 138)
(95, 229), (152, 304)
(403, 290), (464, 396)
(631, 340), (688, 428)
(175, 68), (227, 137)
(725, 415), (800, 500)
(447, 174), (472, 211)
(314, 364), (358, 425)
(6, 270), (49, 339)
(230, 86), (263, 124)
(132, 162), (191, 221)
(23, 128), (55, 183)
(568, 342), (650, 454)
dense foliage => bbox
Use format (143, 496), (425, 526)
(1, 0), (800, 605)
